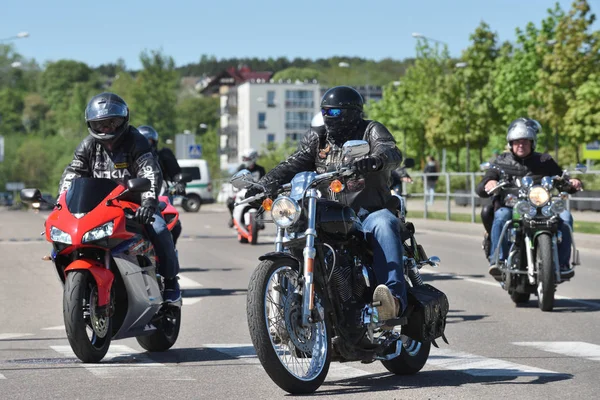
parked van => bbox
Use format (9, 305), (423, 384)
(176, 159), (214, 212)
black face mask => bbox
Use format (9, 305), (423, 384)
(323, 109), (362, 145)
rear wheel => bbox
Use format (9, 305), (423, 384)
(182, 194), (201, 212)
(510, 292), (531, 305)
(136, 307), (181, 351)
(536, 234), (555, 311)
(63, 271), (112, 363)
(381, 336), (431, 374)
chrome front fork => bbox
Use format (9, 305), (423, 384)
(301, 190), (318, 326)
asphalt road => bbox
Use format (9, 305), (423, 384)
(1, 204), (599, 400)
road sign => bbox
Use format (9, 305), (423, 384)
(6, 182), (24, 191)
(582, 140), (600, 160)
(188, 144), (203, 159)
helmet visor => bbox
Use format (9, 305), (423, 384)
(89, 117), (126, 134)
(242, 156), (255, 162)
(321, 108), (342, 117)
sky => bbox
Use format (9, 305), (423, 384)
(2, 0), (599, 71)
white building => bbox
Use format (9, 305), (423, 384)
(219, 81), (321, 169)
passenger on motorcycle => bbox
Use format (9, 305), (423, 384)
(138, 125), (185, 247)
(57, 93), (181, 302)
(245, 86), (406, 322)
(476, 118), (582, 279)
(227, 148), (265, 227)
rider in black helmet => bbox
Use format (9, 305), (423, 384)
(58, 93), (181, 302)
(246, 86), (407, 327)
(138, 125), (186, 246)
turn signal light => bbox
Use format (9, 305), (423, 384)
(262, 198), (273, 211)
(330, 180), (344, 193)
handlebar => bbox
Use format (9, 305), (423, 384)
(123, 207), (155, 224)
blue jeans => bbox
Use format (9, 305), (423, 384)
(361, 209), (407, 313)
(146, 211), (180, 279)
(490, 207), (573, 267)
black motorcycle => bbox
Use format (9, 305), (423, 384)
(481, 162), (585, 311)
(232, 140), (449, 394)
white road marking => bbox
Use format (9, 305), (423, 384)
(0, 333), (34, 340)
(182, 298), (202, 305)
(429, 347), (562, 377)
(0, 373), (5, 379)
(178, 274), (203, 289)
(513, 341), (600, 362)
(41, 325), (65, 331)
(203, 344), (373, 380)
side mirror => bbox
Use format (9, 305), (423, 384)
(575, 163), (587, 174)
(342, 140), (370, 160)
(127, 178), (152, 193)
(403, 158), (415, 169)
(20, 188), (43, 203)
(480, 162), (491, 171)
(231, 169), (254, 189)
(174, 172), (193, 183)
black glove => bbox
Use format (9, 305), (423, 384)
(175, 182), (187, 195)
(354, 156), (383, 173)
(135, 204), (156, 224)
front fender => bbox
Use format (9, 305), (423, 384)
(65, 259), (114, 307)
(258, 252), (300, 267)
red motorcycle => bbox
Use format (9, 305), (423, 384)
(21, 176), (186, 363)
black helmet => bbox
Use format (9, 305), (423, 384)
(138, 125), (159, 150)
(507, 117), (541, 150)
(320, 86), (364, 143)
(85, 92), (130, 147)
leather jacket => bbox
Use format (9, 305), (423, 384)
(58, 127), (162, 207)
(156, 147), (181, 183)
(476, 151), (579, 201)
(259, 119), (403, 213)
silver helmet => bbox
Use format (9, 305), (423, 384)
(506, 118), (541, 150)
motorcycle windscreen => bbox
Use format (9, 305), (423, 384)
(66, 178), (119, 214)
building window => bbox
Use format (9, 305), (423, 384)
(267, 133), (275, 144)
(258, 112), (266, 129)
(285, 90), (314, 108)
(267, 91), (276, 107)
(285, 111), (312, 130)
(286, 132), (302, 142)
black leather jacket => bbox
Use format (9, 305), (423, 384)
(156, 147), (181, 184)
(259, 120), (403, 213)
(58, 127), (162, 207)
(476, 151), (578, 201)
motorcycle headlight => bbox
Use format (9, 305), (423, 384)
(50, 226), (72, 244)
(82, 221), (114, 243)
(550, 199), (566, 214)
(528, 186), (550, 207)
(541, 205), (553, 217)
(516, 201), (531, 216)
(271, 197), (300, 228)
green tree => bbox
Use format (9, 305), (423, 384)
(272, 67), (321, 82)
(175, 96), (219, 135)
(0, 88), (25, 133)
(564, 73), (600, 153)
(21, 93), (50, 133)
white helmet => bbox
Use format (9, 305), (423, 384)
(507, 118), (541, 150)
(240, 148), (258, 168)
(311, 112), (324, 128)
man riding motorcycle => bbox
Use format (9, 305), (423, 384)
(138, 125), (186, 246)
(476, 117), (582, 280)
(227, 148), (265, 227)
(245, 85), (406, 323)
(57, 92), (181, 302)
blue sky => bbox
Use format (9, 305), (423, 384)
(3, 0), (598, 70)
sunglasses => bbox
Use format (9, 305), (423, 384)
(90, 117), (125, 132)
(321, 108), (342, 117)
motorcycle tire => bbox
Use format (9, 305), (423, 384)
(536, 233), (555, 311)
(381, 337), (431, 375)
(136, 307), (181, 352)
(247, 259), (331, 394)
(510, 292), (530, 305)
(63, 271), (112, 363)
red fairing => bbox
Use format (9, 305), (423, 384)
(158, 195), (179, 231)
(65, 260), (115, 306)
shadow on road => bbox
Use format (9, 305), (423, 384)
(182, 288), (247, 299)
(515, 298), (600, 313)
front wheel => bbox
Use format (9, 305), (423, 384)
(247, 259), (331, 394)
(510, 292), (531, 305)
(536, 234), (555, 311)
(182, 194), (201, 212)
(63, 271), (112, 363)
(381, 336), (431, 374)
(136, 307), (181, 351)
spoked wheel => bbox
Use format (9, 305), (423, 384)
(63, 271), (112, 363)
(536, 233), (555, 311)
(380, 335), (431, 374)
(247, 259), (331, 394)
(136, 306), (181, 352)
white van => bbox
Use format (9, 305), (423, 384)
(176, 159), (213, 212)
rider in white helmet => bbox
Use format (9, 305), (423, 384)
(227, 148), (266, 227)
